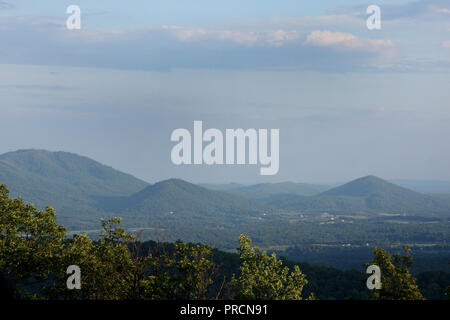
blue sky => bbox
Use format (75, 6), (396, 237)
(1, 0), (449, 71)
(0, 0), (450, 183)
(4, 0), (413, 28)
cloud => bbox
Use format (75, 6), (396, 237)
(306, 30), (358, 47)
(266, 30), (301, 47)
(305, 30), (394, 52)
(0, 15), (407, 72)
(435, 8), (450, 14)
(160, 25), (301, 47)
(0, 1), (13, 10)
(161, 25), (259, 45)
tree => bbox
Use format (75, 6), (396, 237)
(230, 234), (308, 300)
(370, 245), (424, 300)
(54, 217), (137, 300)
(140, 241), (215, 300)
(0, 184), (66, 298)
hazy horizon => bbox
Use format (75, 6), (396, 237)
(3, 148), (450, 187)
(1, 0), (450, 183)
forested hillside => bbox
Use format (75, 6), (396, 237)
(0, 150), (149, 228)
(0, 150), (449, 278)
(265, 176), (450, 216)
(1, 185), (448, 300)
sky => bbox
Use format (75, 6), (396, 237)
(0, 0), (450, 184)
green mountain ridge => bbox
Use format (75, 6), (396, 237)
(267, 175), (450, 215)
(1, 150), (450, 234)
(0, 149), (149, 227)
(96, 178), (267, 222)
(198, 183), (244, 191)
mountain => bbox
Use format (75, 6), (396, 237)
(228, 182), (331, 199)
(96, 178), (267, 223)
(2, 150), (449, 233)
(198, 183), (244, 191)
(321, 175), (402, 196)
(0, 149), (149, 226)
(267, 176), (450, 215)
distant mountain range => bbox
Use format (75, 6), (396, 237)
(199, 182), (331, 197)
(198, 183), (244, 191)
(221, 182), (331, 198)
(1, 150), (450, 231)
(200, 180), (450, 195)
(265, 176), (450, 215)
(0, 150), (269, 228)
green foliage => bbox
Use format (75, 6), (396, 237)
(62, 218), (136, 299)
(416, 271), (450, 300)
(141, 241), (215, 300)
(1, 183), (448, 300)
(280, 244), (450, 274)
(0, 184), (66, 298)
(57, 219), (217, 300)
(370, 245), (425, 300)
(0, 184), (217, 300)
(0, 194), (138, 300)
(230, 235), (308, 300)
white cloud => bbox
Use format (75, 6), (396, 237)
(305, 30), (394, 52)
(266, 30), (301, 46)
(0, 15), (415, 72)
(216, 30), (259, 45)
(305, 30), (357, 47)
(435, 8), (450, 14)
(161, 25), (300, 47)
(161, 25), (208, 41)
(161, 25), (260, 45)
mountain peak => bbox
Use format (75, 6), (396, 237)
(157, 178), (190, 185)
(359, 175), (386, 182)
(99, 177), (264, 219)
(321, 175), (407, 197)
(0, 149), (148, 212)
(152, 178), (200, 192)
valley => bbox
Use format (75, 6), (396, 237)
(1, 149), (449, 274)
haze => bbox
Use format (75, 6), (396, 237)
(1, 0), (449, 183)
